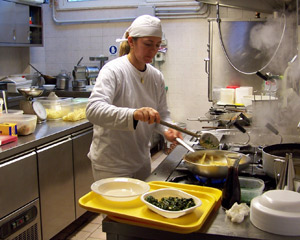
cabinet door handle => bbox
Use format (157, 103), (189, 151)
(28, 31), (32, 41)
(13, 29), (16, 41)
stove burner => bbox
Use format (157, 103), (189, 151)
(195, 175), (226, 185)
(168, 170), (226, 189)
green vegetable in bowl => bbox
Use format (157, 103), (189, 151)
(145, 195), (196, 211)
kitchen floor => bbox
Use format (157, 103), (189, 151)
(51, 150), (167, 240)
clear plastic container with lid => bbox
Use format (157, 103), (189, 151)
(62, 98), (88, 121)
(35, 97), (72, 120)
(0, 113), (37, 135)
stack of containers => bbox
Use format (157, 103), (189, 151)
(218, 86), (253, 105)
(235, 87), (253, 105)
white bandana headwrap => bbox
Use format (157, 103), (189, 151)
(116, 15), (162, 43)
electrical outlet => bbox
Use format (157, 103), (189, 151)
(155, 52), (165, 62)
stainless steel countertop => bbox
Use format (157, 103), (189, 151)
(0, 119), (92, 162)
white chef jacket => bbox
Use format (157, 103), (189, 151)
(86, 55), (171, 175)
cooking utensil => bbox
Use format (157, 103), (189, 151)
(176, 138), (195, 153)
(29, 64), (56, 84)
(262, 143), (300, 178)
(2, 91), (7, 114)
(159, 120), (219, 149)
(265, 123), (283, 143)
(183, 150), (251, 178)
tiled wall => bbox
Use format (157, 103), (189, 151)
(0, 4), (263, 130)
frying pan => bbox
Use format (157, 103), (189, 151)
(183, 150), (251, 178)
(29, 64), (56, 84)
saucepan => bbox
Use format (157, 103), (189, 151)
(182, 150), (251, 178)
(262, 143), (300, 178)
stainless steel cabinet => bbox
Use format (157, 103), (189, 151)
(0, 151), (41, 240)
(0, 0), (30, 44)
(0, 0), (43, 46)
(0, 0), (15, 43)
(72, 128), (94, 218)
(37, 137), (75, 240)
(0, 151), (38, 219)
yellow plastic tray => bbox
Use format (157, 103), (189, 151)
(79, 181), (222, 233)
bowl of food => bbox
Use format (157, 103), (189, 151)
(141, 188), (202, 218)
(91, 177), (150, 202)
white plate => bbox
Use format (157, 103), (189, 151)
(141, 188), (202, 219)
(91, 177), (150, 202)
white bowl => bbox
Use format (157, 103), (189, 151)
(91, 177), (150, 202)
(250, 190), (300, 236)
(43, 84), (56, 90)
(141, 188), (202, 219)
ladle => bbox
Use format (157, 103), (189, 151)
(159, 120), (219, 149)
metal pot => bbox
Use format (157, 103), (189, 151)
(262, 143), (300, 178)
(183, 150), (251, 178)
(56, 72), (71, 90)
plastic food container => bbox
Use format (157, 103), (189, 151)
(62, 98), (88, 121)
(141, 188), (202, 219)
(35, 97), (71, 120)
(0, 114), (37, 135)
(239, 177), (264, 204)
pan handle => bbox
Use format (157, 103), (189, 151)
(29, 63), (42, 75)
(159, 120), (199, 139)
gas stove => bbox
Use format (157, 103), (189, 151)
(166, 142), (276, 192)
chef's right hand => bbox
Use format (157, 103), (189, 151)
(134, 107), (160, 124)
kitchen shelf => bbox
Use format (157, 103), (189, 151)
(0, 1), (43, 46)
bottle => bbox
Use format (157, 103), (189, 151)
(221, 153), (242, 209)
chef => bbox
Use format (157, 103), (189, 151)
(86, 15), (182, 181)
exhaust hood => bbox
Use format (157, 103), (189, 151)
(196, 0), (292, 14)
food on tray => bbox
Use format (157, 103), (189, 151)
(145, 195), (196, 211)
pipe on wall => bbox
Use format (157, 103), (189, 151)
(52, 0), (209, 24)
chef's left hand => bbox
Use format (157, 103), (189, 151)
(164, 128), (182, 144)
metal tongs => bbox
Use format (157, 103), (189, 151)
(159, 120), (219, 149)
(275, 153), (295, 191)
